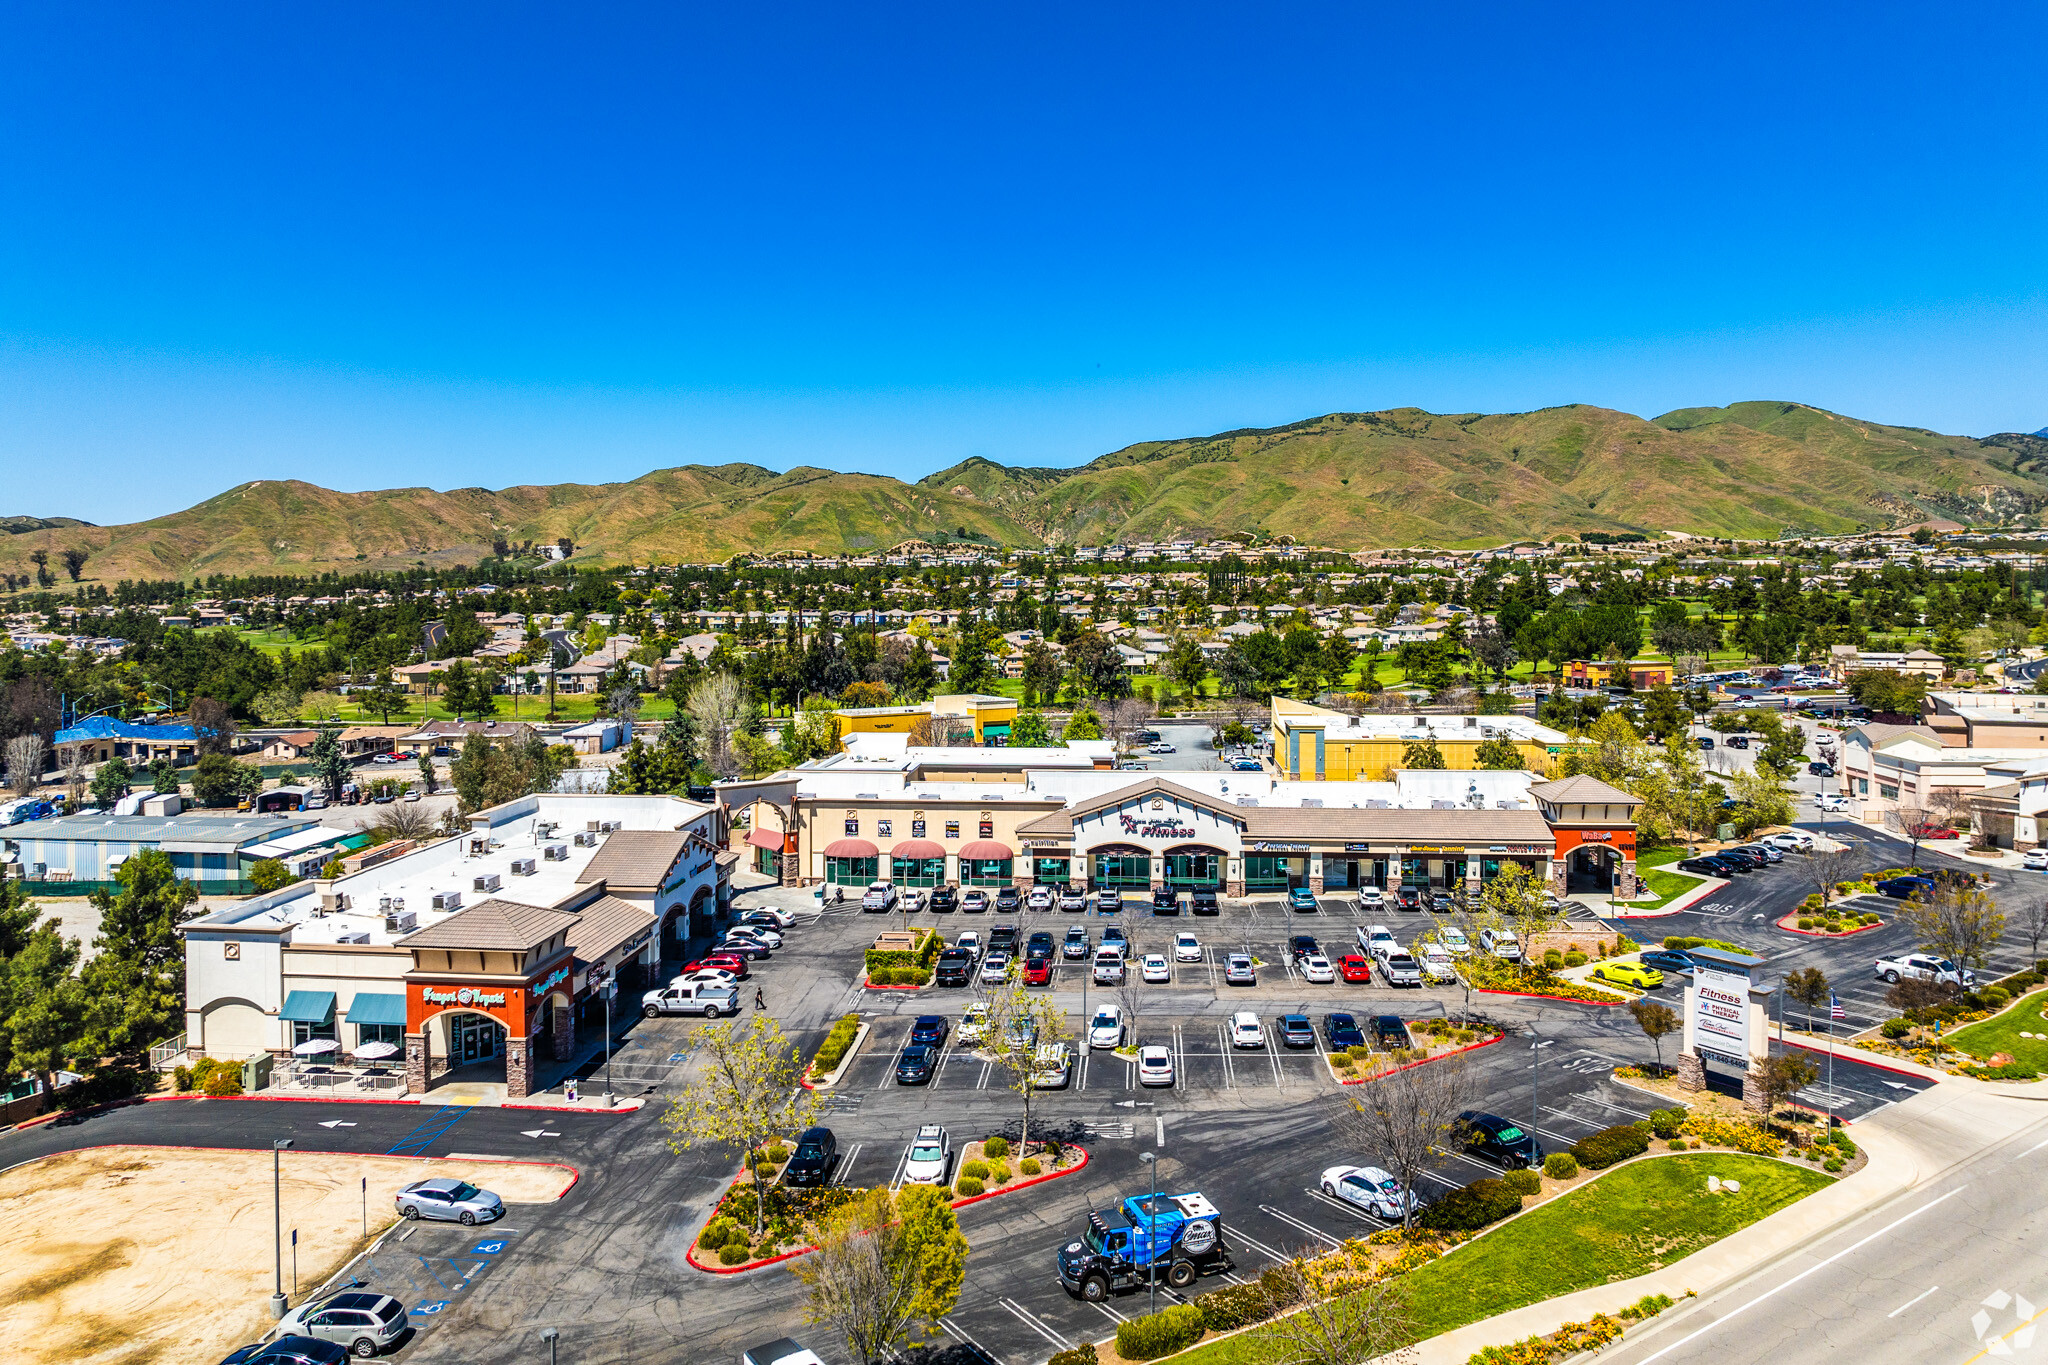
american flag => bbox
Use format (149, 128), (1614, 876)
(1829, 993), (1847, 1021)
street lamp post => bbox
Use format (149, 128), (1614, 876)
(588, 965), (616, 1100)
(270, 1138), (294, 1319)
(1528, 1024), (1541, 1169)
(541, 1327), (560, 1365)
(1139, 1151), (1159, 1315)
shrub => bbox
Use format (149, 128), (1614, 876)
(1331, 1053), (1356, 1069)
(1620, 1293), (1675, 1321)
(1983, 987), (2011, 1007)
(954, 1176), (984, 1197)
(1503, 1168), (1541, 1196)
(1881, 1017), (1912, 1038)
(1042, 1137), (1065, 1163)
(763, 1145), (789, 1164)
(1861, 913), (1881, 926)
(1419, 1177), (1523, 1231)
(173, 1064), (195, 1092)
(961, 1159), (990, 1181)
(1823, 1157), (1845, 1173)
(1682, 1115), (1783, 1156)
(983, 1135), (1010, 1158)
(698, 1218), (740, 1250)
(717, 1242), (751, 1265)
(1543, 1152), (1579, 1180)
(1543, 949), (1564, 970)
(200, 1066), (243, 1097)
(1573, 1123), (1651, 1170)
(1564, 951), (1587, 967)
(810, 1014), (862, 1074)
(1668, 1138), (1688, 1150)
(1830, 1131), (1857, 1157)
(1824, 921), (1843, 934)
(1645, 1108), (1684, 1139)
(1115, 1303), (1206, 1360)
(1020, 1157), (1042, 1176)
(1797, 918), (1815, 930)
(1048, 1346), (1100, 1365)
(754, 1162), (778, 1183)
(1197, 1278), (1279, 1331)
(990, 1162), (1013, 1184)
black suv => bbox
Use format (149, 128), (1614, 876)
(933, 948), (973, 986)
(1456, 1110), (1542, 1169)
(1289, 934), (1321, 962)
(1190, 889), (1220, 915)
(928, 886), (958, 912)
(783, 1126), (838, 1186)
(1026, 930), (1055, 959)
(995, 886), (1022, 913)
(1370, 1015), (1411, 1049)
(1152, 887), (1180, 915)
(1394, 886), (1422, 911)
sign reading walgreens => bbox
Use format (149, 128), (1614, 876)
(421, 985), (509, 1008)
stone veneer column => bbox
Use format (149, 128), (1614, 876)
(1675, 1049), (1706, 1093)
(404, 1033), (427, 1093)
(552, 999), (576, 1061)
(506, 1037), (532, 1099)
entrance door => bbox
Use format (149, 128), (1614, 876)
(453, 1014), (502, 1063)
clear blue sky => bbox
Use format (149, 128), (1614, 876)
(5, 2), (2045, 524)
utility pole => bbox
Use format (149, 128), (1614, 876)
(270, 1138), (294, 1318)
(1140, 1150), (1159, 1315)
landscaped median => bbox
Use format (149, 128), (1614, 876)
(1463, 943), (1640, 1006)
(684, 1132), (1087, 1273)
(1830, 961), (2048, 1080)
(800, 1013), (866, 1088)
(1326, 1018), (1503, 1084)
(863, 926), (942, 988)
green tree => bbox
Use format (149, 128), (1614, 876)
(1628, 998), (1680, 1072)
(1009, 710), (1051, 747)
(147, 757), (181, 795)
(661, 1015), (820, 1234)
(1400, 734), (1446, 770)
(1728, 767), (1794, 836)
(1784, 966), (1832, 1034)
(89, 756), (133, 810)
(0, 922), (87, 1099)
(1020, 641), (1065, 706)
(416, 750), (437, 795)
(248, 858), (295, 894)
(1062, 706), (1103, 741)
(306, 726), (352, 801)
(358, 670), (411, 724)
(190, 753), (262, 808)
(1164, 635), (1210, 704)
(79, 849), (194, 1059)
(792, 1185), (968, 1365)
(1639, 686), (1688, 747)
(1844, 668), (1931, 716)
(1472, 735), (1524, 769)
(1899, 878), (2007, 973)
(1472, 863), (1550, 971)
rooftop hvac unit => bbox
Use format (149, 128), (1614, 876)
(1299, 798), (1323, 808)
(469, 838), (489, 856)
(543, 843), (570, 861)
(535, 821), (558, 838)
(473, 873), (501, 893)
(599, 820), (620, 834)
(573, 831), (597, 847)
(510, 857), (537, 876)
(335, 929), (370, 944)
(384, 909), (417, 934)
(430, 890), (463, 912)
(587, 820), (602, 833)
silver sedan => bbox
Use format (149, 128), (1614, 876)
(395, 1177), (504, 1225)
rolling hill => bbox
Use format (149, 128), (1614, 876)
(7, 400), (2047, 583)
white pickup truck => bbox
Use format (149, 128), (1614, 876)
(1873, 952), (1975, 989)
(640, 980), (739, 1018)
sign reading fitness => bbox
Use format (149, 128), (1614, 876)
(1692, 966), (1751, 1065)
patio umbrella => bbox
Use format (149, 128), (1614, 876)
(353, 1041), (400, 1060)
(292, 1038), (340, 1056)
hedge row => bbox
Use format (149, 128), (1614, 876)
(1572, 1122), (1651, 1170)
(1419, 1176), (1523, 1231)
(809, 1014), (862, 1076)
(862, 929), (942, 973)
(1115, 1303), (1205, 1360)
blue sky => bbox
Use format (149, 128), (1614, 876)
(4, 2), (2045, 524)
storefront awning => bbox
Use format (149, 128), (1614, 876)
(280, 990), (336, 1025)
(890, 839), (945, 860)
(745, 828), (786, 851)
(958, 840), (1013, 861)
(824, 838), (879, 859)
(343, 992), (407, 1027)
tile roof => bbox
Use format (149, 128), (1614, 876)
(567, 894), (658, 960)
(1524, 775), (1645, 806)
(575, 830), (689, 890)
(396, 898), (581, 951)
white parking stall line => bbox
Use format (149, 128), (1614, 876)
(1433, 1146), (1505, 1179)
(834, 1143), (863, 1186)
(1578, 1092), (1653, 1119)
(1306, 1187), (1390, 1228)
(1077, 1048), (1090, 1092)
(887, 1142), (911, 1192)
(1218, 1024), (1237, 1088)
(1173, 1023), (1186, 1084)
(1532, 1124), (1583, 1146)
(1205, 949), (1218, 990)
(875, 1041), (906, 1090)
(1089, 1300), (1129, 1323)
(1229, 1226), (1289, 1264)
(997, 1298), (1071, 1351)
(977, 1056), (995, 1090)
(1259, 1203), (1341, 1248)
(937, 1318), (990, 1355)
(1266, 1027), (1283, 1085)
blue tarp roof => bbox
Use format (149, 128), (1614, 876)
(54, 716), (199, 745)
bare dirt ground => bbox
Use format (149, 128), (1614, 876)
(0, 1146), (575, 1365)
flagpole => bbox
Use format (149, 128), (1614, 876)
(1826, 995), (1836, 1137)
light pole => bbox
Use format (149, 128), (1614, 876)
(589, 965), (616, 1100)
(541, 1327), (560, 1365)
(1527, 1024), (1541, 1169)
(1139, 1151), (1159, 1315)
(270, 1138), (294, 1318)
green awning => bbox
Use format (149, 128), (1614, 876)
(343, 992), (406, 1027)
(279, 990), (336, 1025)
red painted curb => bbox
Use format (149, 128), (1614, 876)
(1334, 1032), (1504, 1085)
(684, 1146), (1091, 1274)
(1774, 914), (1884, 939)
(9, 1090), (636, 1131)
(1478, 986), (1627, 1006)
(862, 979), (929, 991)
(1, 1140), (582, 1194)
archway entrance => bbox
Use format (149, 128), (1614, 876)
(1567, 846), (1616, 894)
(1162, 846), (1223, 891)
(423, 1009), (508, 1087)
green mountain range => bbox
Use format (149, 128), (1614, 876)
(6, 400), (2046, 583)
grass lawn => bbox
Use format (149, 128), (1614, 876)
(1943, 990), (2048, 1070)
(1166, 1154), (1829, 1364)
(1634, 867), (1711, 909)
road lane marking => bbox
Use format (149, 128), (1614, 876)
(1631, 1185), (1967, 1364)
(1887, 1285), (1939, 1317)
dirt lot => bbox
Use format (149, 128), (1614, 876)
(0, 1146), (575, 1365)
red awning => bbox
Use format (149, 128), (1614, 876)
(958, 839), (1014, 861)
(745, 828), (786, 851)
(890, 839), (945, 860)
(823, 838), (880, 859)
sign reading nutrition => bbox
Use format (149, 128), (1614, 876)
(1691, 967), (1749, 1057)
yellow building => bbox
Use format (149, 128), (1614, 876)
(1562, 659), (1675, 689)
(1268, 698), (1564, 780)
(832, 693), (1019, 744)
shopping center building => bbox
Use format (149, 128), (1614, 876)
(729, 736), (1640, 900)
(178, 792), (731, 1097)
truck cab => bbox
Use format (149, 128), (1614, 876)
(640, 980), (738, 1018)
(1058, 1191), (1229, 1300)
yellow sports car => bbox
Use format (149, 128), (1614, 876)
(1593, 960), (1665, 990)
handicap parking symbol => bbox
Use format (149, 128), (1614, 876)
(472, 1240), (508, 1255)
(411, 1300), (451, 1317)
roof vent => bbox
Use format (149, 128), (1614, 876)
(1300, 798), (1323, 808)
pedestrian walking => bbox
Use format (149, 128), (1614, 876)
(754, 986), (766, 1012)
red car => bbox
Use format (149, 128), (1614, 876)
(1906, 823), (1959, 840)
(1338, 954), (1374, 983)
(1022, 956), (1053, 986)
(683, 954), (749, 980)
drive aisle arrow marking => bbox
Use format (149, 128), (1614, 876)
(319, 1120), (357, 1128)
(519, 1128), (562, 1138)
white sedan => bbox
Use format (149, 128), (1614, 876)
(1088, 1004), (1125, 1049)
(1230, 1011), (1265, 1049)
(1137, 1044), (1175, 1087)
(726, 924), (783, 948)
(899, 888), (927, 913)
(1319, 1164), (1419, 1221)
(1173, 931), (1202, 962)
(1141, 952), (1172, 983)
(1761, 831), (1815, 852)
(1026, 885), (1055, 910)
(978, 952), (1012, 984)
(1814, 793), (1849, 813)
(2027, 848), (2048, 872)
(957, 1002), (991, 1044)
(1298, 953), (1336, 984)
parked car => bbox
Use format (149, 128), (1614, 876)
(861, 881), (898, 912)
(1733, 843), (1783, 863)
(1290, 934), (1322, 962)
(1063, 926), (1092, 959)
(1906, 822), (1960, 840)
(1323, 1012), (1366, 1050)
(683, 953), (748, 980)
(1592, 960), (1665, 991)
(1676, 856), (1738, 876)
(1393, 885), (1422, 911)
(741, 907), (794, 928)
(1151, 886), (1181, 915)
(903, 1124), (951, 1184)
(1808, 761), (1835, 776)
(221, 1336), (350, 1365)
(1876, 875), (1936, 900)
(1191, 889), (1221, 915)
(1059, 885), (1090, 912)
(1357, 924), (1399, 958)
(1477, 927), (1522, 961)
(1436, 925), (1470, 956)
(955, 930), (982, 959)
(2026, 848), (2048, 871)
(1369, 1015), (1412, 1049)
(1287, 886), (1319, 913)
(1101, 924), (1130, 955)
(909, 1015), (949, 1047)
(1088, 1004), (1125, 1049)
(1026, 929), (1055, 958)
(783, 1127), (838, 1186)
(396, 1178), (504, 1225)
(1093, 950), (1126, 984)
(1173, 931), (1203, 962)
(1874, 952), (1975, 988)
(978, 952), (1013, 984)
(1027, 885), (1055, 910)
(277, 1291), (409, 1358)
(988, 923), (1020, 953)
(1338, 953), (1374, 983)
(929, 885), (958, 912)
(1022, 955), (1052, 986)
(961, 889), (990, 913)
(1813, 794), (1849, 813)
(1137, 952), (1169, 982)
(1230, 1011), (1265, 1048)
(1299, 953), (1336, 984)
(995, 885), (1023, 912)
(933, 948), (974, 986)
(1277, 1014), (1316, 1049)
(1379, 952), (1423, 987)
(1031, 1041), (1072, 1088)
(1356, 886), (1384, 911)
(1224, 953), (1257, 985)
(726, 924), (783, 947)
(1761, 831), (1815, 851)
(1319, 1165), (1419, 1222)
(957, 1002), (991, 1044)
(1456, 1110), (1543, 1168)
(1230, 757), (1263, 772)
(899, 888), (927, 913)
(1137, 1044), (1175, 1087)
(1419, 943), (1458, 984)
(1637, 949), (1698, 977)
(1095, 888), (1123, 913)
(896, 1043), (939, 1084)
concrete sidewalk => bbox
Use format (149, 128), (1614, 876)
(1407, 1078), (2048, 1363)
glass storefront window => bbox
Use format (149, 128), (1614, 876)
(1164, 851), (1220, 888)
(1244, 854), (1302, 892)
(1033, 856), (1071, 885)
(963, 858), (1013, 887)
(356, 1022), (402, 1049)
(1093, 853), (1152, 890)
(895, 856), (945, 887)
(825, 856), (877, 885)
(292, 1020), (337, 1047)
